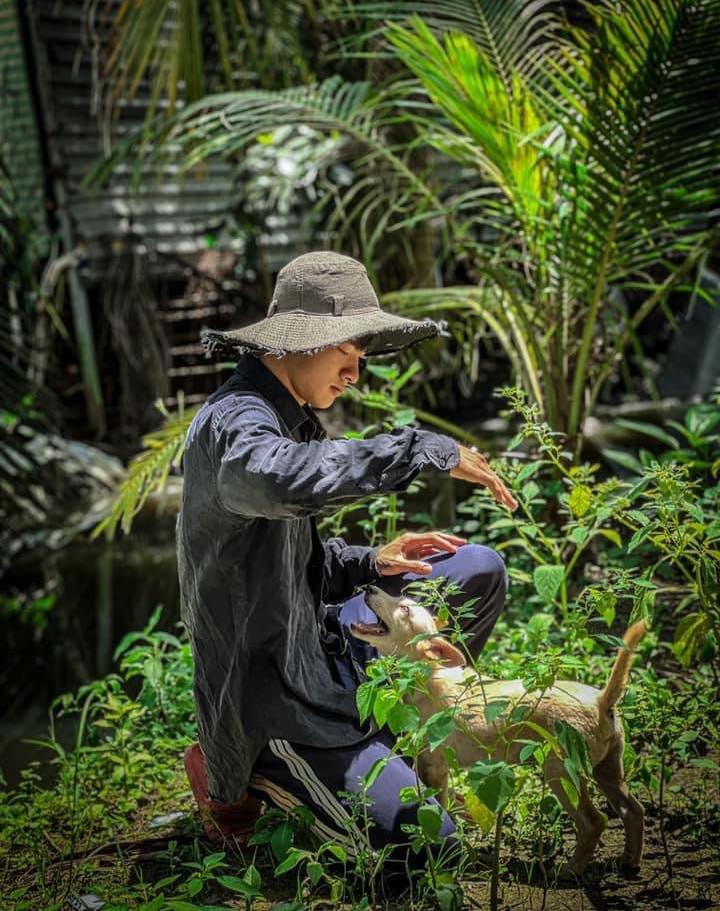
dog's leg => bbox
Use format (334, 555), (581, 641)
(417, 749), (449, 807)
(544, 755), (607, 877)
(592, 744), (644, 871)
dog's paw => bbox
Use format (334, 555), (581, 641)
(554, 861), (586, 883)
(617, 854), (642, 877)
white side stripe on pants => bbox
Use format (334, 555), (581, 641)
(268, 738), (366, 843)
(249, 773), (359, 856)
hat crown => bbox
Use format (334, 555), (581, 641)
(268, 251), (379, 317)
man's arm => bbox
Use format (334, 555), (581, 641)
(322, 537), (381, 604)
(211, 397), (460, 520)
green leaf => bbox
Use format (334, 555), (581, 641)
(597, 592), (617, 627)
(522, 480), (540, 500)
(672, 612), (711, 668)
(568, 485), (593, 517)
(364, 756), (390, 789)
(467, 759), (516, 813)
(515, 461), (545, 484)
(324, 843), (347, 863)
(568, 525), (589, 545)
(217, 873), (261, 897)
(560, 777), (579, 810)
(615, 419), (679, 449)
(270, 821), (294, 864)
(273, 849), (309, 876)
(597, 528), (622, 548)
(603, 449), (644, 475)
(355, 682), (374, 724)
(533, 565), (564, 604)
(372, 687), (398, 727)
(307, 861), (324, 885)
(394, 407), (416, 427)
(483, 699), (509, 726)
(386, 702), (420, 734)
(243, 864), (261, 889)
(417, 803), (443, 842)
(425, 710), (456, 751)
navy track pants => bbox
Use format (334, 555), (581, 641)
(246, 544), (507, 871)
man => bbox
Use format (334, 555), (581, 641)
(178, 251), (517, 869)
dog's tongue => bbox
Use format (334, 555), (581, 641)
(349, 619), (388, 637)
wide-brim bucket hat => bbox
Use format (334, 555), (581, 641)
(201, 251), (444, 358)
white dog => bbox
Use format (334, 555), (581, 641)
(350, 586), (646, 876)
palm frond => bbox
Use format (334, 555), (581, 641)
(539, 0), (720, 431)
(545, 0), (720, 281)
(97, 0), (315, 122)
(92, 406), (197, 541)
(333, 0), (566, 85)
(386, 18), (553, 229)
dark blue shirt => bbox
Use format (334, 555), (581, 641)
(177, 355), (460, 802)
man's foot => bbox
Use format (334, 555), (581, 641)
(184, 743), (263, 846)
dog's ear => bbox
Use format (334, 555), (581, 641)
(417, 637), (466, 668)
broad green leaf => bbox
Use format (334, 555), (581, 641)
(273, 849), (309, 876)
(387, 702), (420, 734)
(603, 449), (644, 474)
(325, 843), (347, 863)
(483, 699), (509, 725)
(458, 791), (494, 835)
(270, 821), (294, 864)
(568, 525), (589, 545)
(522, 480), (540, 500)
(533, 565), (564, 604)
(425, 710), (456, 751)
(467, 759), (516, 813)
(615, 419), (679, 449)
(672, 612), (711, 668)
(373, 687), (398, 727)
(417, 803), (443, 841)
(307, 861), (324, 885)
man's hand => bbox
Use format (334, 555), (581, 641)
(450, 445), (518, 511)
(375, 530), (467, 577)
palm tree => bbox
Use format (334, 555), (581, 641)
(96, 0), (719, 442)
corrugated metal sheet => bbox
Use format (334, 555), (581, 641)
(21, 0), (310, 409)
(28, 0), (245, 277)
(0, 0), (45, 230)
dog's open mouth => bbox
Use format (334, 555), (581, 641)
(349, 617), (389, 637)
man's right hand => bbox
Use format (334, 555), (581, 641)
(449, 445), (519, 511)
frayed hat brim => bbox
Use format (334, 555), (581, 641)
(201, 309), (444, 358)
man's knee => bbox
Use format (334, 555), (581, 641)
(458, 543), (508, 593)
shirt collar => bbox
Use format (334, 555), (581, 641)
(234, 355), (325, 439)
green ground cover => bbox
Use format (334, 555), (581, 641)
(2, 389), (718, 911)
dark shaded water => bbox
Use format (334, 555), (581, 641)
(1, 521), (180, 788)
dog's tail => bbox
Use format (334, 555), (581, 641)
(599, 619), (648, 712)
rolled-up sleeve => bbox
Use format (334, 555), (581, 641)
(211, 397), (459, 520)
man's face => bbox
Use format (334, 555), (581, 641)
(290, 342), (367, 409)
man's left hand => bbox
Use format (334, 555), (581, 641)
(374, 531), (467, 577)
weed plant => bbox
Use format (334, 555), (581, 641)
(2, 388), (719, 909)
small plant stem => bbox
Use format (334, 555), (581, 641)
(490, 809), (504, 911)
(658, 750), (680, 907)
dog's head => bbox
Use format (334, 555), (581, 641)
(349, 586), (466, 668)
